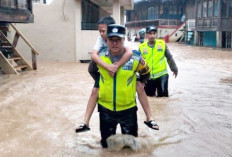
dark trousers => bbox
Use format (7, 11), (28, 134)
(98, 105), (138, 148)
(144, 74), (169, 97)
(88, 61), (100, 88)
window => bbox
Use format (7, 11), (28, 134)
(32, 0), (41, 4)
(154, 6), (158, 19)
(179, 6), (183, 15)
(229, 0), (232, 17)
(131, 12), (135, 21)
(0, 0), (34, 9)
(213, 0), (219, 17)
(159, 5), (163, 14)
(148, 6), (158, 20)
(221, 0), (227, 17)
(173, 6), (177, 15)
(163, 5), (169, 18)
(18, 0), (27, 9)
(81, 0), (110, 30)
(33, 0), (53, 4)
(208, 0), (213, 17)
(0, 0), (16, 8)
(197, 1), (202, 17)
(148, 7), (155, 20)
(202, 1), (207, 17)
(141, 5), (147, 20)
(169, 5), (173, 14)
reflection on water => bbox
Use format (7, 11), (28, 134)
(220, 77), (232, 87)
(0, 43), (232, 156)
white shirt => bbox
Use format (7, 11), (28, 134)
(93, 36), (108, 51)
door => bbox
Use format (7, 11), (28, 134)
(226, 32), (232, 48)
(199, 32), (203, 46)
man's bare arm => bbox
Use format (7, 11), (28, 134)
(91, 49), (118, 73)
(115, 46), (133, 67)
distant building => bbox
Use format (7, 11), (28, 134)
(125, 0), (186, 42)
(0, 0), (33, 23)
(126, 0), (232, 49)
(192, 0), (232, 48)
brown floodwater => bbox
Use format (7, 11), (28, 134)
(0, 42), (232, 157)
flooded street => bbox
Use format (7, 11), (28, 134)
(0, 42), (232, 157)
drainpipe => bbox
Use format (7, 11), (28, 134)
(113, 0), (120, 24)
(120, 6), (124, 25)
(216, 31), (222, 48)
(217, 0), (222, 48)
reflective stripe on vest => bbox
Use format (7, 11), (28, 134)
(97, 51), (140, 111)
(139, 39), (168, 79)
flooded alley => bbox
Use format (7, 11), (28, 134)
(0, 43), (232, 157)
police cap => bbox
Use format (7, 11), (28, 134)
(107, 24), (125, 38)
(146, 26), (157, 33)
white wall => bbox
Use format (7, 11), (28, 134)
(77, 31), (99, 61)
(157, 28), (175, 39)
(6, 0), (127, 62)
(75, 0), (99, 61)
(10, 0), (76, 62)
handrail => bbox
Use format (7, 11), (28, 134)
(8, 23), (39, 70)
(169, 22), (185, 38)
(10, 24), (39, 55)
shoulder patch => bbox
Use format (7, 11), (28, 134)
(99, 47), (109, 56)
(122, 58), (134, 70)
(132, 50), (141, 61)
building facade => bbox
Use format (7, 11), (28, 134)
(193, 0), (232, 48)
(126, 0), (232, 48)
(0, 0), (33, 23)
(125, 0), (186, 41)
(1, 0), (134, 62)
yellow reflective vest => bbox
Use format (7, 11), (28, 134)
(139, 39), (168, 79)
(97, 50), (140, 111)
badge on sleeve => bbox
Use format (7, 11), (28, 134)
(122, 58), (134, 70)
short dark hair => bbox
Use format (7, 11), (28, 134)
(98, 16), (115, 26)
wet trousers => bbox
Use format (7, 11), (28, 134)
(144, 74), (169, 97)
(98, 105), (138, 148)
(88, 61), (100, 88)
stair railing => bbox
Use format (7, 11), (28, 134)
(10, 24), (39, 70)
